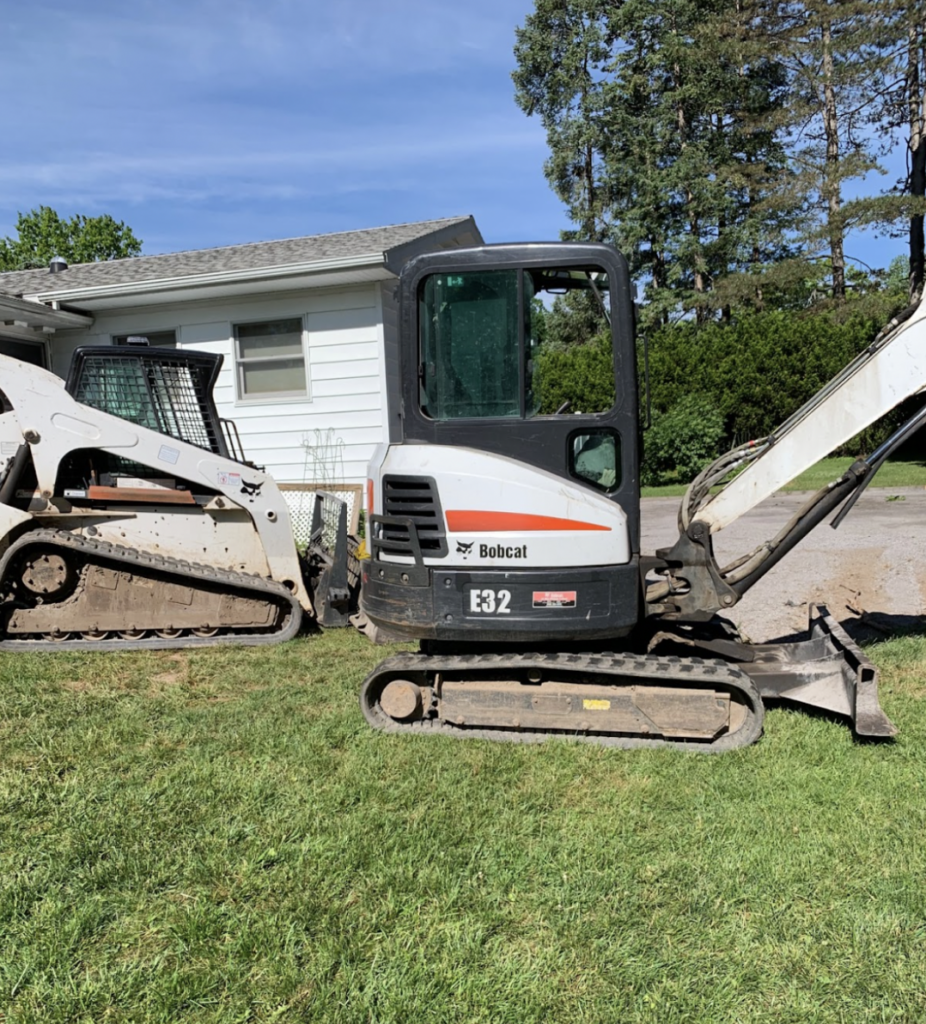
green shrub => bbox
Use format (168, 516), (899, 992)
(531, 307), (913, 484)
(641, 394), (725, 485)
(534, 335), (614, 414)
(641, 310), (901, 454)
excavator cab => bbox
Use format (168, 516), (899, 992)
(362, 242), (643, 646)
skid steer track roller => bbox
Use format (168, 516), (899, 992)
(0, 529), (302, 651)
(361, 651), (764, 752)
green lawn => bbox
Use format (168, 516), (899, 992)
(641, 457), (926, 499)
(3, 629), (926, 1022)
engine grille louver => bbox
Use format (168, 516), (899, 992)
(379, 475), (447, 558)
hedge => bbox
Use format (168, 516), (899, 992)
(534, 309), (914, 484)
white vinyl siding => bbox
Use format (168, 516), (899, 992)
(48, 284), (386, 485)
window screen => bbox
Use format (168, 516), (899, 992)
(418, 265), (615, 421)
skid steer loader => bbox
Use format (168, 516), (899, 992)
(354, 241), (926, 750)
(0, 343), (353, 650)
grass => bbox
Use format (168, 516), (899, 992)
(3, 628), (926, 1022)
(641, 457), (926, 499)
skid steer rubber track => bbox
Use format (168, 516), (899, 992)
(360, 650), (764, 752)
(0, 528), (302, 651)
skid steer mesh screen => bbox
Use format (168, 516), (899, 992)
(66, 347), (229, 457)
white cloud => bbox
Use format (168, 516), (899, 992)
(0, 0), (566, 251)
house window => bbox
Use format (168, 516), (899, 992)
(234, 317), (308, 400)
(114, 330), (177, 348)
(0, 337), (47, 368)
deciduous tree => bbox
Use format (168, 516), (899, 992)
(0, 207), (142, 272)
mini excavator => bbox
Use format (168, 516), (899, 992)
(355, 241), (926, 750)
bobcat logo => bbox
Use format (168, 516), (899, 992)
(456, 541), (474, 559)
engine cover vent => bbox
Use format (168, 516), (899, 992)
(380, 475), (447, 558)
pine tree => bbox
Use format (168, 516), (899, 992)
(514, 0), (800, 321)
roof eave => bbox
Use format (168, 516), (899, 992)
(0, 293), (94, 331)
(22, 251), (386, 304)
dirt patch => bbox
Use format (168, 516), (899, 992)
(150, 671), (186, 686)
(642, 487), (926, 642)
(808, 547), (890, 620)
(59, 679), (93, 693)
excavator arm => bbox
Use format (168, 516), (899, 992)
(650, 292), (926, 620)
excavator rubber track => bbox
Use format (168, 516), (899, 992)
(0, 528), (302, 651)
(360, 650), (764, 752)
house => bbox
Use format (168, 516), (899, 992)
(0, 216), (483, 533)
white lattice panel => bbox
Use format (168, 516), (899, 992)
(280, 484), (362, 545)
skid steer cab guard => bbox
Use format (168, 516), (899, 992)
(65, 345), (243, 461)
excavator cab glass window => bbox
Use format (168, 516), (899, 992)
(418, 265), (614, 421)
(570, 429), (620, 492)
(419, 270), (521, 420)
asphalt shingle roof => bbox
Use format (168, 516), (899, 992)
(0, 216), (475, 298)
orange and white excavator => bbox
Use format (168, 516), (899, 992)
(354, 241), (926, 750)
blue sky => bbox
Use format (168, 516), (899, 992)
(0, 0), (910, 271)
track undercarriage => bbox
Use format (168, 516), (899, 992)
(0, 529), (302, 651)
(362, 650), (765, 752)
(359, 606), (896, 751)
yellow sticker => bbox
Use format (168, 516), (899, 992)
(583, 699), (611, 711)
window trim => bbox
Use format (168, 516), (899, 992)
(232, 313), (311, 404)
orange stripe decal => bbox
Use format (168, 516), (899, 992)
(446, 510), (611, 532)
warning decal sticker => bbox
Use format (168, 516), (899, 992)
(157, 444), (180, 465)
(532, 591), (577, 609)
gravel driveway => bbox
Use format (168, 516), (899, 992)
(641, 485), (926, 642)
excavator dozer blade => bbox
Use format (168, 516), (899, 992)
(742, 604), (897, 739)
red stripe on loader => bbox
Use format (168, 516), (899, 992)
(446, 510), (611, 532)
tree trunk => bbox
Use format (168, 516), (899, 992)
(672, 38), (706, 314)
(585, 140), (597, 239)
(821, 16), (846, 301)
(909, 20), (926, 301)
